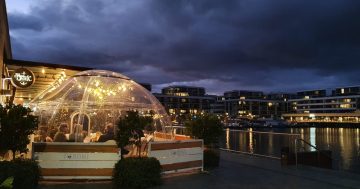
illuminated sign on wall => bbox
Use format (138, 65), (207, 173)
(11, 68), (35, 88)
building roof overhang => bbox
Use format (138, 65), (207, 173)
(4, 59), (92, 101)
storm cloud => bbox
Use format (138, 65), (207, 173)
(7, 0), (360, 94)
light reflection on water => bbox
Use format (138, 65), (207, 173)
(220, 127), (360, 174)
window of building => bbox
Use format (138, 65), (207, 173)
(174, 92), (189, 96)
(340, 104), (351, 108)
(238, 110), (246, 114)
(344, 99), (351, 103)
(341, 88), (344, 94)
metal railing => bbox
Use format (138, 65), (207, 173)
(294, 138), (333, 168)
(220, 129), (301, 159)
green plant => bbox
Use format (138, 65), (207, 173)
(115, 111), (153, 158)
(204, 148), (220, 169)
(0, 104), (38, 160)
(0, 177), (13, 189)
(185, 113), (223, 146)
(112, 157), (162, 189)
(0, 159), (40, 189)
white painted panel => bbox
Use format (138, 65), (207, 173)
(150, 139), (203, 144)
(34, 152), (120, 161)
(38, 160), (117, 169)
(42, 176), (112, 180)
(148, 147), (202, 158)
(151, 154), (203, 165)
(36, 141), (116, 146)
(163, 166), (203, 174)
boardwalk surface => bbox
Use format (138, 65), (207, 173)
(40, 151), (360, 189)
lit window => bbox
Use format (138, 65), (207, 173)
(240, 96), (246, 100)
(340, 104), (351, 108)
(341, 88), (344, 94)
(174, 92), (189, 96)
(238, 110), (246, 114)
(304, 96), (310, 99)
(268, 102), (273, 107)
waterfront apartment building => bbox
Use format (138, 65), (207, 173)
(282, 87), (360, 123)
(153, 86), (216, 123)
(153, 84), (360, 123)
(154, 87), (294, 120)
(220, 90), (289, 119)
(210, 96), (226, 115)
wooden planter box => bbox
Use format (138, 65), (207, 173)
(148, 139), (203, 174)
(32, 142), (120, 180)
(32, 139), (204, 180)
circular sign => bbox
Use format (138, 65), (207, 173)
(11, 68), (35, 88)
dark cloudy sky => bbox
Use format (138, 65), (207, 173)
(6, 0), (360, 94)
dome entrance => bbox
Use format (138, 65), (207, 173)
(30, 70), (172, 140)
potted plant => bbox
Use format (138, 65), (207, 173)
(0, 104), (38, 160)
(0, 104), (40, 189)
(113, 111), (162, 188)
(185, 113), (223, 169)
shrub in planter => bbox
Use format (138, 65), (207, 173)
(115, 111), (153, 158)
(113, 157), (161, 189)
(0, 104), (38, 160)
(0, 159), (40, 189)
(185, 114), (223, 169)
(185, 113), (223, 146)
(0, 177), (13, 189)
(204, 149), (220, 169)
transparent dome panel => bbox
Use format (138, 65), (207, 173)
(30, 70), (172, 141)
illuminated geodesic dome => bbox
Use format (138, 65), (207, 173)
(29, 70), (172, 138)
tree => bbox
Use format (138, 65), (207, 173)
(115, 111), (153, 158)
(185, 113), (223, 147)
(0, 104), (38, 160)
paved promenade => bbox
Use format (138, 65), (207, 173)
(40, 151), (360, 189)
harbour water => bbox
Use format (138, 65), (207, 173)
(220, 127), (360, 174)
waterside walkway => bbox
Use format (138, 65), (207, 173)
(41, 151), (360, 189)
